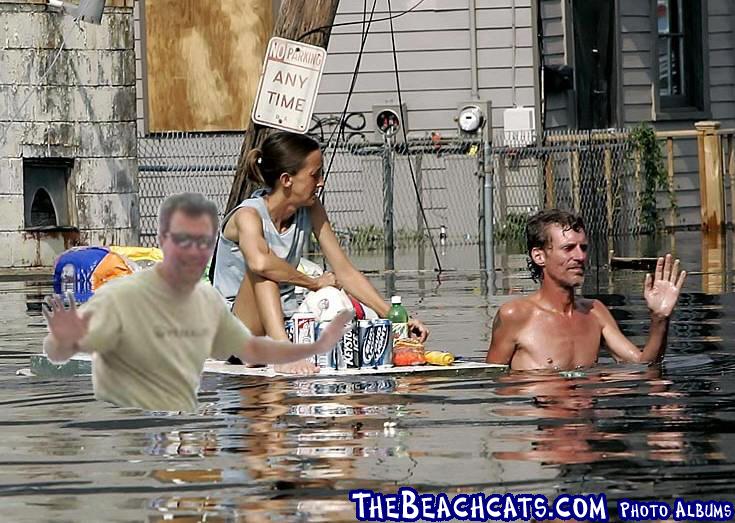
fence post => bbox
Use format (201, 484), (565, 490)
(496, 153), (507, 223)
(701, 228), (725, 294)
(414, 153), (425, 271)
(571, 150), (581, 211)
(604, 148), (613, 236)
(483, 138), (495, 293)
(383, 134), (395, 272)
(728, 133), (735, 226)
(544, 155), (555, 208)
(695, 121), (725, 232)
(666, 137), (675, 227)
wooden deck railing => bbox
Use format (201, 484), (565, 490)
(655, 123), (735, 230)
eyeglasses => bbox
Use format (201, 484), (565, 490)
(166, 232), (216, 249)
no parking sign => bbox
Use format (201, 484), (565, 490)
(251, 37), (327, 133)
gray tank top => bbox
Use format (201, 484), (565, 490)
(212, 190), (311, 314)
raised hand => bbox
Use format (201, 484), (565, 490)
(314, 309), (355, 353)
(41, 292), (91, 349)
(644, 254), (686, 318)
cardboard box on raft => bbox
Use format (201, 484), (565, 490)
(26, 353), (507, 378)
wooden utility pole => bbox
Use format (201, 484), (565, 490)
(226, 0), (341, 213)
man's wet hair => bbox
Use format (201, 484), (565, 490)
(526, 209), (585, 282)
(158, 193), (219, 238)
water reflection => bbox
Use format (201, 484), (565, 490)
(3, 233), (735, 520)
(488, 367), (701, 466)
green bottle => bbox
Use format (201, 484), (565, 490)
(387, 295), (409, 340)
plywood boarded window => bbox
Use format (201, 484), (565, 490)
(144, 0), (274, 132)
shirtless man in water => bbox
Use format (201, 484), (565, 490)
(486, 209), (687, 371)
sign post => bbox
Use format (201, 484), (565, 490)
(251, 37), (327, 134)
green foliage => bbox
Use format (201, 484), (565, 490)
(348, 224), (383, 251)
(493, 212), (527, 243)
(629, 123), (677, 232)
(330, 225), (428, 252)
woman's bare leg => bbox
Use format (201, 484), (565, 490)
(232, 271), (318, 375)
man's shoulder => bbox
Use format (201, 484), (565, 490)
(579, 297), (614, 322)
(496, 296), (536, 323)
(577, 296), (607, 312)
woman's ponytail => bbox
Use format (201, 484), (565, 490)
(243, 148), (266, 197)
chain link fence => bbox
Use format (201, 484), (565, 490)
(136, 128), (642, 263)
(492, 130), (640, 242)
(137, 132), (242, 246)
(319, 138), (483, 251)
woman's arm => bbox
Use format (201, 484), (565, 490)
(233, 207), (331, 291)
(310, 202), (391, 316)
(310, 202), (430, 341)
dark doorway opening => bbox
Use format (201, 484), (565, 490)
(573, 0), (617, 129)
(30, 189), (57, 227)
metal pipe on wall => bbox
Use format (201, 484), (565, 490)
(383, 134), (395, 273)
(468, 0), (479, 99)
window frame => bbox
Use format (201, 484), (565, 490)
(651, 0), (710, 121)
(22, 158), (76, 231)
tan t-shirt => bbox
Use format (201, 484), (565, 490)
(80, 267), (251, 412)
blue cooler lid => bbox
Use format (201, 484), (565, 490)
(53, 246), (111, 303)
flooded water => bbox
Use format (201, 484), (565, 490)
(2, 231), (735, 521)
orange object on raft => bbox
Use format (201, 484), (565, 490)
(392, 339), (455, 367)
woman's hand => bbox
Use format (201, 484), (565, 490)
(408, 318), (430, 342)
(312, 271), (340, 291)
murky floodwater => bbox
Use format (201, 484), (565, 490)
(2, 232), (735, 521)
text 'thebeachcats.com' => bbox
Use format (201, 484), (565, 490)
(348, 489), (734, 522)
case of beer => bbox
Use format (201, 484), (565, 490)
(287, 316), (395, 372)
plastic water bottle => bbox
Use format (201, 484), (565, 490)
(387, 295), (409, 341)
(61, 263), (76, 297)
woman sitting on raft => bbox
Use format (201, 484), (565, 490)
(212, 131), (429, 374)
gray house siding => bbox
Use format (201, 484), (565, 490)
(619, 0), (735, 227)
(708, 0), (735, 124)
(134, 0), (146, 135)
(312, 0), (538, 245)
(315, 0), (536, 136)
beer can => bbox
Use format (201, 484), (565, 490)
(292, 313), (317, 344)
(358, 319), (393, 367)
(336, 322), (360, 370)
(370, 319), (393, 367)
(312, 321), (329, 369)
(315, 320), (360, 370)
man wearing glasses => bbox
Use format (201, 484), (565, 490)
(42, 193), (352, 412)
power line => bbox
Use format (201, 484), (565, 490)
(297, 0), (429, 42)
(386, 0), (443, 273)
(321, 0), (378, 190)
